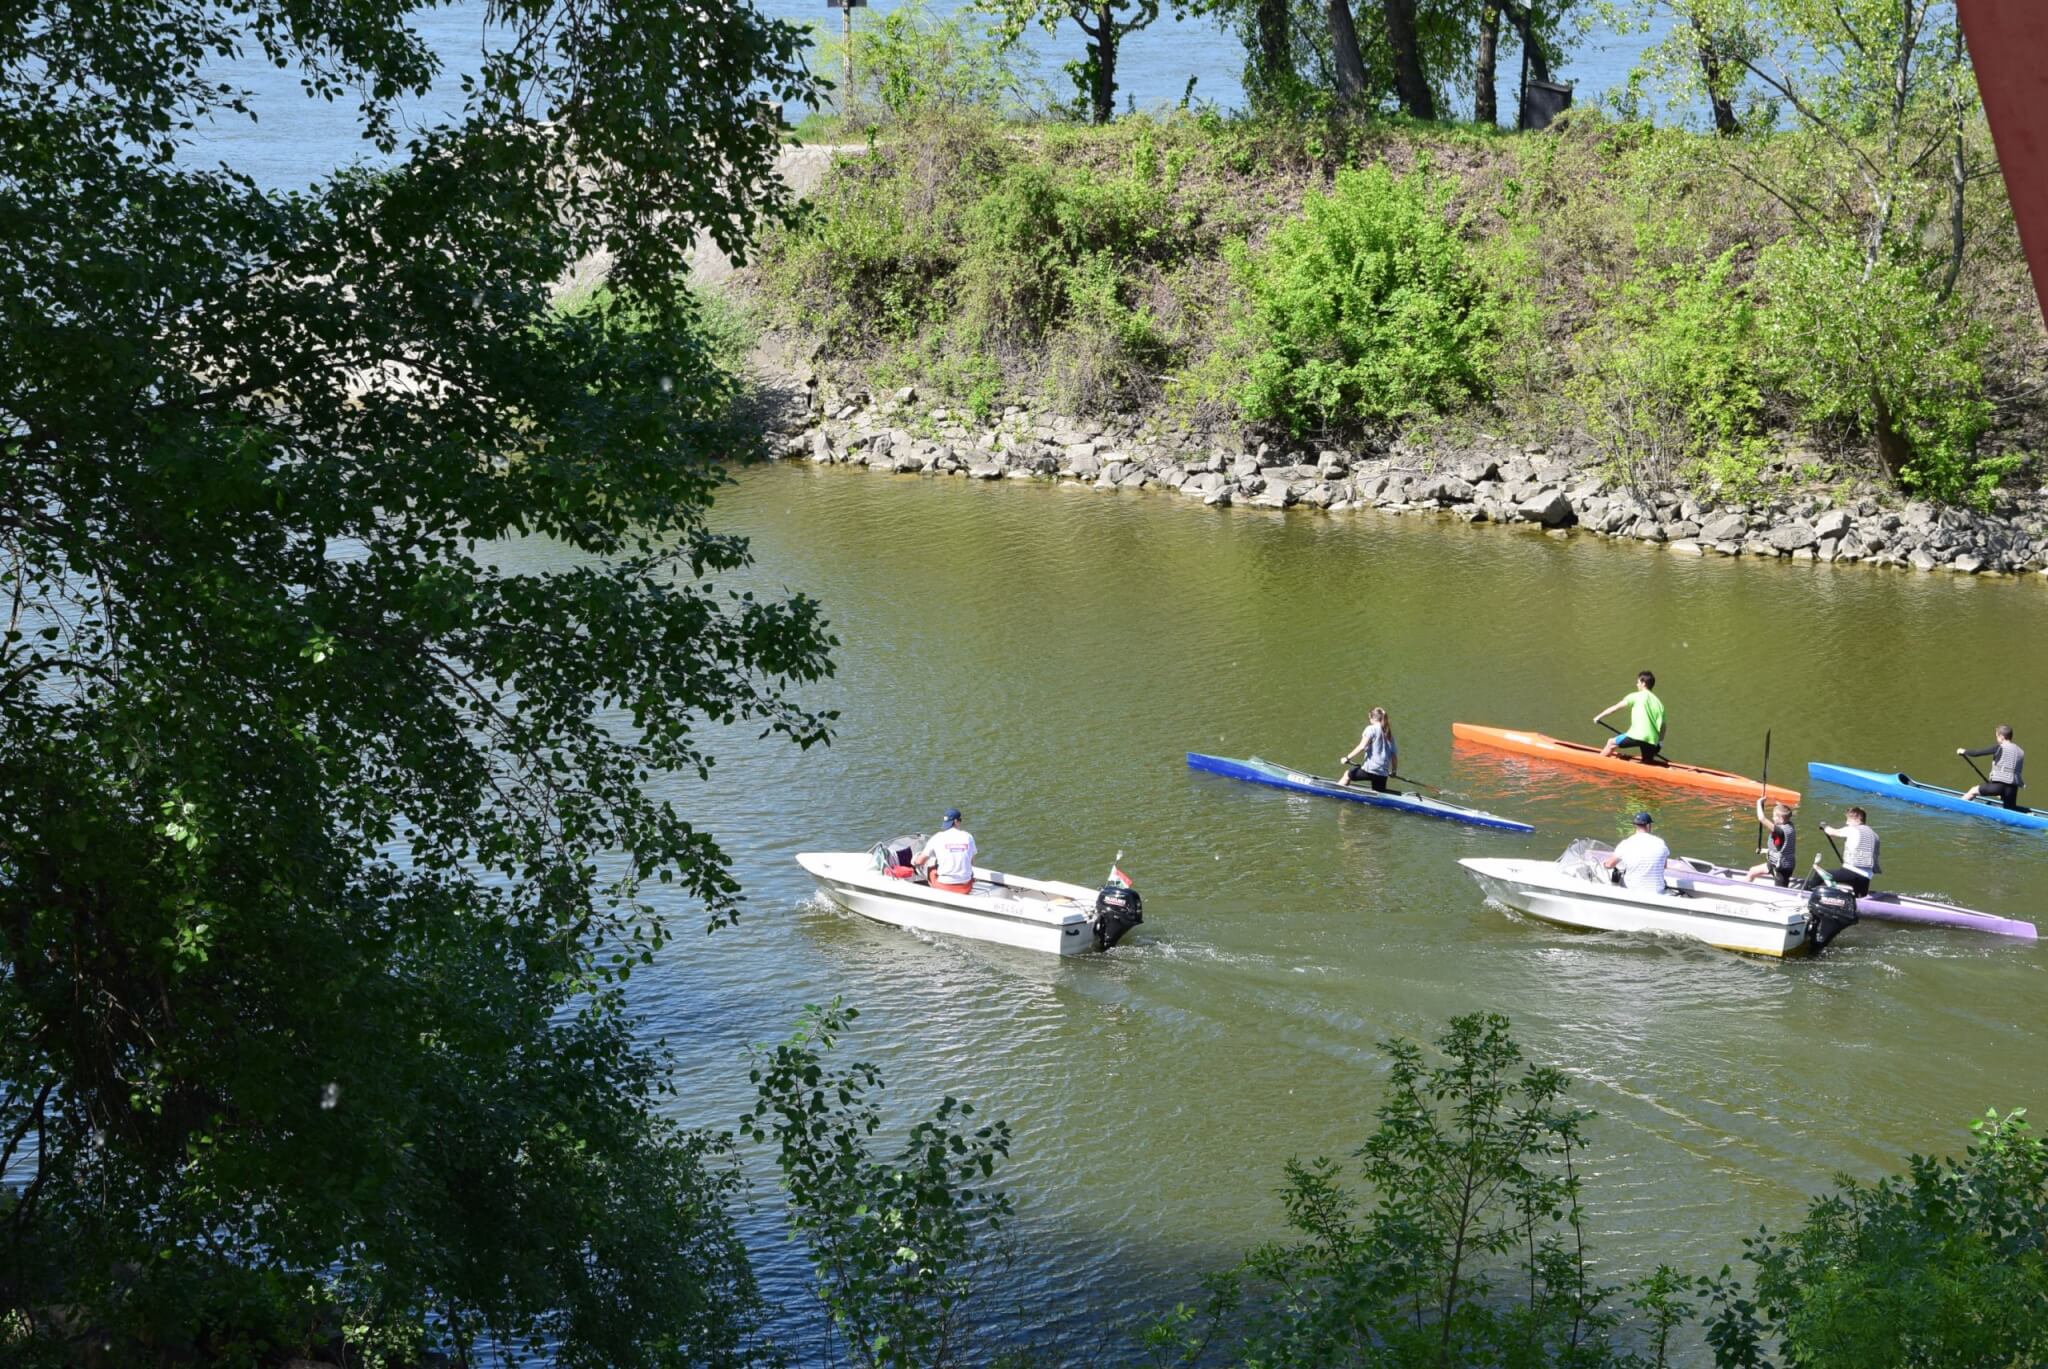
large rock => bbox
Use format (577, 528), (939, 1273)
(809, 429), (833, 463)
(1700, 513), (1748, 543)
(967, 463), (1005, 480)
(1457, 456), (1501, 484)
(1516, 488), (1574, 527)
(1814, 509), (1853, 540)
(1766, 520), (1818, 552)
(1064, 451), (1102, 481)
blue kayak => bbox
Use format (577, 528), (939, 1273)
(1807, 762), (2048, 832)
(1187, 753), (1534, 833)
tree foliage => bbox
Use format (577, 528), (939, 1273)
(820, 0), (1044, 123)
(981, 0), (1164, 123)
(0, 0), (833, 1362)
(1703, 1109), (2048, 1368)
(744, 1002), (1015, 1369)
(1143, 1012), (1691, 1369)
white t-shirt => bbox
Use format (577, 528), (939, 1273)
(920, 827), (977, 885)
(1609, 830), (1671, 894)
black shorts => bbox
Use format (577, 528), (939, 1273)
(1613, 737), (1662, 762)
(1345, 767), (1389, 792)
(1768, 866), (1792, 888)
(1980, 779), (2021, 810)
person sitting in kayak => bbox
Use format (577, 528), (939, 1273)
(914, 808), (977, 895)
(1804, 807), (1879, 897)
(1337, 707), (1398, 792)
(1959, 725), (2026, 810)
(1595, 671), (1666, 762)
(1602, 811), (1671, 894)
(1746, 799), (1797, 887)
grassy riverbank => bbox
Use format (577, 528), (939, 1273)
(748, 111), (2046, 507)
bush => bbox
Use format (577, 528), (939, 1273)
(1759, 236), (2016, 505)
(1229, 164), (1498, 436)
(1144, 1013), (1689, 1369)
(1703, 1109), (2048, 1368)
(817, 0), (1041, 122)
(1567, 247), (1772, 498)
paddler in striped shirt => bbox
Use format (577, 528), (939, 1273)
(1594, 670), (1666, 763)
(1959, 725), (2026, 810)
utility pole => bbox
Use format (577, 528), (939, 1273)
(827, 0), (866, 113)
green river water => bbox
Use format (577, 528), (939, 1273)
(526, 463), (2048, 1357)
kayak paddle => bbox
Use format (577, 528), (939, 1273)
(1391, 772), (1443, 794)
(1819, 825), (1845, 865)
(1959, 750), (1992, 789)
(1755, 729), (1773, 852)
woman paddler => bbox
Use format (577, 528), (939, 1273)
(1337, 707), (1398, 793)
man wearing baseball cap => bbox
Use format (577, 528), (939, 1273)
(1601, 811), (1671, 895)
(914, 808), (978, 895)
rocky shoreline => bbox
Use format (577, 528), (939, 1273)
(764, 381), (2048, 577)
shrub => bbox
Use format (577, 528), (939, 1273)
(1758, 236), (2017, 506)
(1143, 1013), (1694, 1368)
(1229, 164), (1498, 436)
(817, 0), (1041, 122)
(1703, 1109), (2048, 1368)
(1567, 248), (1773, 498)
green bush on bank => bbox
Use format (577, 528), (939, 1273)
(1567, 247), (1773, 499)
(1227, 163), (1497, 434)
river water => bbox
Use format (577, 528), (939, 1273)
(508, 464), (2048, 1357)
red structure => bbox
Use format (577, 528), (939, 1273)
(1959, 0), (2048, 325)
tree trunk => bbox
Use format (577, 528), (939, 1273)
(1499, 1), (1550, 79)
(1380, 0), (1437, 119)
(1870, 387), (1913, 483)
(1475, 2), (1500, 126)
(1092, 1), (1117, 124)
(1326, 0), (1370, 106)
(1254, 0), (1291, 100)
(1694, 19), (1739, 134)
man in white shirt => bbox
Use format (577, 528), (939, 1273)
(915, 807), (977, 894)
(1602, 811), (1671, 895)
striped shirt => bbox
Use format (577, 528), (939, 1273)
(1964, 741), (2025, 787)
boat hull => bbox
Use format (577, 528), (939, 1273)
(1807, 762), (2048, 832)
(1453, 724), (1800, 805)
(1186, 753), (1534, 832)
(796, 852), (1115, 956)
(1460, 857), (1819, 957)
(1670, 856), (2038, 939)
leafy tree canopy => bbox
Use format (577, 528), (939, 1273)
(0, 1), (834, 1363)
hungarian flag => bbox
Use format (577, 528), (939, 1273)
(1108, 863), (1133, 888)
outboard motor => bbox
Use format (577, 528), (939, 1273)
(1093, 882), (1143, 950)
(1805, 883), (1860, 951)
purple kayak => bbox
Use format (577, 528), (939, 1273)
(1670, 855), (2038, 940)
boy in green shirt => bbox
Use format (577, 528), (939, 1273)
(1595, 670), (1666, 762)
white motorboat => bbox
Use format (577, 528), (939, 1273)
(795, 844), (1143, 956)
(1459, 845), (1858, 958)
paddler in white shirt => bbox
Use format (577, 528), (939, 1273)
(914, 807), (978, 895)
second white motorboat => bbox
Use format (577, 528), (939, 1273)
(1459, 843), (1859, 958)
(796, 841), (1143, 956)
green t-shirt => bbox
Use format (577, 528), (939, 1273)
(1625, 689), (1666, 745)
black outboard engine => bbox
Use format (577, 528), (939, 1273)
(1805, 883), (1860, 951)
(1093, 882), (1143, 950)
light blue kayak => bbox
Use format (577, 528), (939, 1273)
(1807, 762), (2048, 832)
(1187, 753), (1534, 833)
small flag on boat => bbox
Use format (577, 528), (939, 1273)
(1108, 855), (1132, 887)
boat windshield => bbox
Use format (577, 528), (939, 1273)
(1557, 838), (1613, 883)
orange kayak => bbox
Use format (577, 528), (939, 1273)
(1452, 724), (1801, 805)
